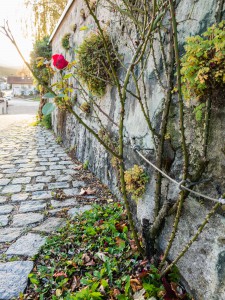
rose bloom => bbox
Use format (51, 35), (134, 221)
(52, 54), (69, 70)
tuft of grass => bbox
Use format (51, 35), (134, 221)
(124, 165), (149, 201)
(76, 32), (118, 96)
(80, 102), (91, 114)
(56, 136), (63, 144)
(61, 33), (71, 50)
(83, 160), (89, 170)
(41, 114), (52, 129)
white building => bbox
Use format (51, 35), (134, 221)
(7, 76), (35, 96)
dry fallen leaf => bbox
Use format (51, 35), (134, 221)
(133, 288), (145, 300)
(99, 284), (106, 295)
(115, 222), (127, 232)
(79, 187), (96, 195)
(129, 239), (138, 251)
(107, 198), (114, 203)
(56, 289), (62, 297)
(74, 165), (83, 170)
(140, 259), (149, 266)
(113, 288), (121, 297)
(53, 271), (67, 278)
(115, 237), (125, 247)
(130, 278), (143, 292)
(138, 270), (149, 279)
(85, 259), (96, 266)
(95, 252), (108, 262)
(82, 253), (91, 263)
(71, 276), (80, 292)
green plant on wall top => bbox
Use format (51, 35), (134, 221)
(181, 21), (225, 101)
(124, 165), (149, 201)
(61, 33), (71, 50)
(76, 32), (118, 96)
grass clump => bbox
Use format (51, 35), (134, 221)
(76, 32), (118, 96)
(80, 101), (91, 114)
(20, 203), (188, 300)
(124, 165), (149, 201)
(62, 33), (71, 50)
(40, 114), (52, 129)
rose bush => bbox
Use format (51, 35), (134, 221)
(52, 54), (68, 70)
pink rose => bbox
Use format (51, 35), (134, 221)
(52, 54), (69, 70)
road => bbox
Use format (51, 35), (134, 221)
(0, 98), (39, 131)
(0, 97), (93, 299)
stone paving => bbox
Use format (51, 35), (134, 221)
(0, 119), (93, 299)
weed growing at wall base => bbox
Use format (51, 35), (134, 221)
(41, 114), (52, 129)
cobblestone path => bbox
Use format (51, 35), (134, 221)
(0, 119), (93, 299)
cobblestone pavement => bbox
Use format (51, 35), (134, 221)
(0, 118), (93, 299)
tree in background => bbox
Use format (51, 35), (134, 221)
(24, 0), (67, 39)
(30, 36), (52, 118)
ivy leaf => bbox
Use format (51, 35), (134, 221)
(124, 276), (131, 295)
(28, 273), (39, 285)
(43, 92), (55, 98)
(42, 103), (56, 115)
(90, 291), (103, 298)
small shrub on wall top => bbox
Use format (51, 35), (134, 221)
(61, 33), (71, 50)
(76, 32), (118, 96)
(124, 165), (149, 201)
(181, 21), (225, 101)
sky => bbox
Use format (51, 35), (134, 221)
(0, 0), (33, 67)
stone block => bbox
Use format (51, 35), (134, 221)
(0, 261), (33, 299)
(19, 201), (46, 213)
(11, 193), (29, 202)
(25, 183), (45, 192)
(1, 185), (22, 194)
(6, 233), (46, 256)
(0, 228), (22, 242)
(31, 191), (52, 200)
(0, 205), (13, 215)
(12, 213), (44, 227)
(33, 217), (65, 233)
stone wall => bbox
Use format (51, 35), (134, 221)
(50, 0), (225, 298)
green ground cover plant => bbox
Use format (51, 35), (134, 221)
(21, 203), (188, 300)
